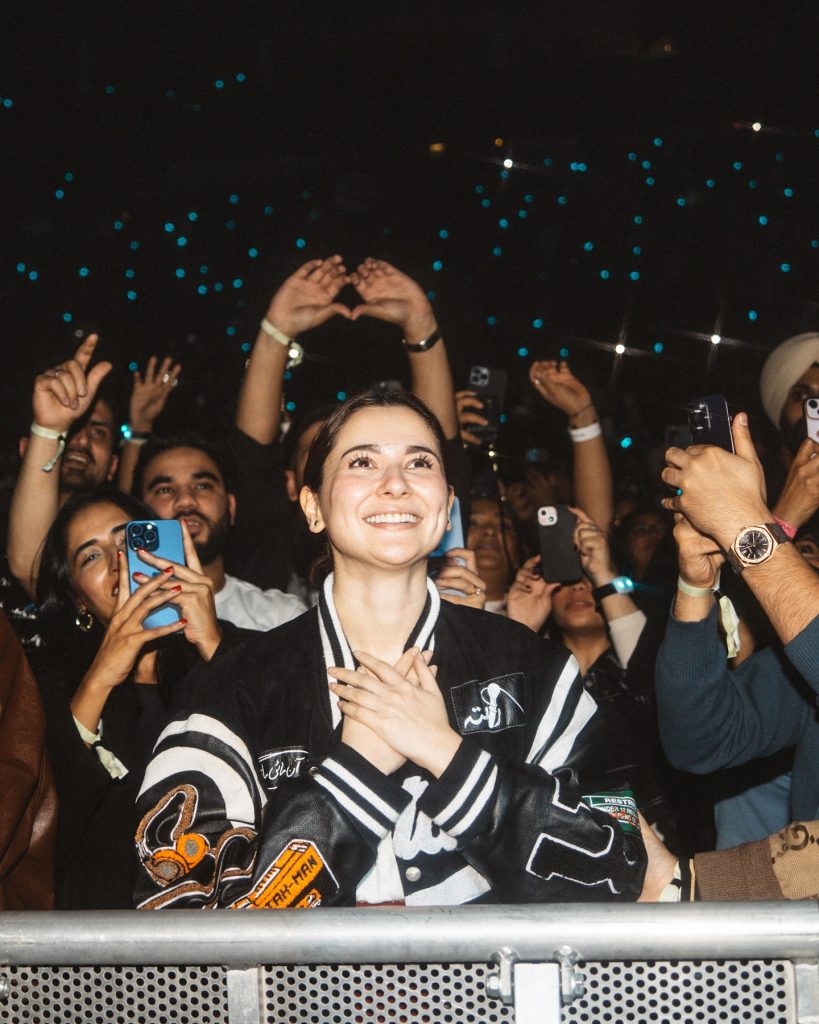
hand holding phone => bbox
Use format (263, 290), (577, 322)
(686, 394), (735, 453)
(805, 397), (819, 443)
(538, 505), (583, 584)
(466, 366), (507, 445)
(126, 520), (186, 628)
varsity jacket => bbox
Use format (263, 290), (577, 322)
(134, 579), (646, 909)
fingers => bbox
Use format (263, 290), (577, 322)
(730, 411), (761, 467)
(114, 549), (130, 611)
(72, 333), (99, 370)
(177, 518), (204, 575)
(348, 302), (392, 323)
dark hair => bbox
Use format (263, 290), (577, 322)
(301, 390), (449, 582)
(284, 404), (338, 472)
(37, 487), (155, 635)
(132, 432), (236, 498)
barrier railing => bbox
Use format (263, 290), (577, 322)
(1, 903), (818, 1023)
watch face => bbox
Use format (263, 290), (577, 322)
(736, 528), (772, 564)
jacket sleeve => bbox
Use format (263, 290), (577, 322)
(655, 606), (811, 773)
(782, 613), (819, 695)
(415, 644), (647, 901)
(133, 707), (412, 909)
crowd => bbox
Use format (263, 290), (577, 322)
(2, 254), (819, 911)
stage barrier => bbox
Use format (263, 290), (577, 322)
(1, 903), (818, 1023)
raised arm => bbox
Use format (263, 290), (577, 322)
(8, 336), (112, 597)
(118, 356), (182, 493)
(530, 360), (614, 532)
(350, 258), (458, 439)
(235, 256), (351, 445)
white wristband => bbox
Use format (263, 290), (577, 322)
(676, 574), (718, 597)
(259, 318), (293, 346)
(30, 421), (67, 473)
(568, 421), (602, 443)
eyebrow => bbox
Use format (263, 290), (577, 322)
(145, 469), (221, 491)
(72, 523), (127, 564)
(339, 443), (439, 460)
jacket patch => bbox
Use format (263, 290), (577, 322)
(449, 674), (526, 735)
(258, 747), (308, 790)
(230, 839), (338, 909)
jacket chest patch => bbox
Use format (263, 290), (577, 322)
(449, 674), (526, 735)
(258, 747), (309, 790)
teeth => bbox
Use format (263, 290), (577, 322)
(365, 513), (419, 524)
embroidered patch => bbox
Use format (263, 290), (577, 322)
(230, 839), (338, 909)
(258, 747), (309, 790)
(582, 789), (641, 836)
(449, 674), (526, 734)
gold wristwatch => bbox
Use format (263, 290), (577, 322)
(726, 521), (789, 573)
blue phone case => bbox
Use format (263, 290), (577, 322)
(125, 520), (186, 628)
(429, 496), (465, 559)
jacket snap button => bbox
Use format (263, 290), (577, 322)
(308, 765), (319, 777)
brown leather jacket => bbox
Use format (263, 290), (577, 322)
(0, 611), (56, 909)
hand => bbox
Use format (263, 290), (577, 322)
(772, 436), (819, 531)
(329, 650), (461, 778)
(129, 356), (182, 432)
(662, 412), (769, 550)
(435, 548), (487, 609)
(637, 812), (680, 902)
(455, 390), (488, 447)
(673, 513), (724, 590)
(506, 554), (560, 633)
(130, 520), (221, 660)
(349, 258), (437, 343)
(572, 507), (616, 587)
(32, 335), (113, 433)
(81, 551), (189, 696)
(264, 255), (351, 338)
(530, 360), (593, 420)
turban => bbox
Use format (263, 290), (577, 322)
(759, 332), (819, 428)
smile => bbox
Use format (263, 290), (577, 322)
(364, 513), (419, 524)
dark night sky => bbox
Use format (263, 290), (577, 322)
(3, 2), (819, 472)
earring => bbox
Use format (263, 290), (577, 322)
(75, 609), (94, 633)
(313, 518), (319, 527)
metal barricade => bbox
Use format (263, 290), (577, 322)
(1, 903), (818, 1023)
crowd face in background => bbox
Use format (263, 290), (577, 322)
(780, 365), (819, 453)
(138, 447), (235, 567)
(466, 497), (521, 596)
(59, 398), (119, 492)
(550, 578), (605, 637)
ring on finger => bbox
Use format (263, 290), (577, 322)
(474, 586), (482, 596)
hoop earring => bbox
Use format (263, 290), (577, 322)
(75, 609), (94, 633)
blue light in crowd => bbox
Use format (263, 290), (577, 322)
(226, 326), (236, 336)
(336, 391), (347, 401)
(105, 85), (115, 95)
(620, 437), (633, 449)
(645, 177), (655, 186)
(126, 290), (137, 300)
(706, 179), (716, 188)
(301, 191), (312, 200)
(759, 215), (768, 225)
(748, 179), (757, 189)
(653, 137), (663, 147)
(629, 271), (640, 280)
(229, 193), (239, 204)
(16, 262), (25, 272)
(517, 347), (529, 358)
(188, 211), (198, 222)
(627, 152), (637, 161)
(232, 278), (243, 288)
(128, 240), (140, 252)
(486, 315), (497, 325)
(532, 318), (544, 328)
(474, 185), (485, 194)
(543, 158), (554, 166)
(177, 236), (187, 247)
(284, 370), (293, 381)
(214, 282), (224, 292)
(518, 209), (528, 218)
(427, 290), (436, 300)
(732, 161), (743, 171)
(55, 189), (64, 199)
(214, 79), (225, 89)
(3, 98), (13, 108)
(632, 246), (642, 255)
(197, 285), (208, 295)
(492, 246), (502, 256)
(642, 160), (651, 170)
(264, 205), (273, 215)
(225, 220), (236, 230)
(114, 221), (123, 231)
(175, 268), (185, 279)
(236, 73), (246, 82)
(166, 90), (176, 99)
(125, 268), (135, 278)
(432, 259), (443, 271)
(78, 266), (90, 277)
(164, 222), (174, 233)
(600, 269), (610, 279)
(812, 241), (819, 249)
(28, 271), (38, 280)
(780, 263), (791, 273)
(560, 347), (570, 358)
(557, 195), (567, 205)
(286, 401), (296, 412)
(784, 187), (794, 197)
(500, 414), (508, 424)
(248, 247), (259, 258)
(199, 265), (209, 274)
(295, 238), (306, 249)
(128, 361), (139, 373)
(583, 241), (594, 252)
(776, 152), (784, 161)
(438, 229), (449, 239)
(64, 172), (73, 182)
(634, 215), (643, 224)
(241, 342), (251, 352)
(481, 198), (491, 208)
(498, 218), (509, 228)
(653, 342), (664, 353)
(676, 197), (686, 207)
(747, 310), (758, 321)
(500, 170), (509, 180)
(63, 312), (73, 323)
(523, 194), (533, 203)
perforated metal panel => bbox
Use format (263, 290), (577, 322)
(0, 959), (796, 1023)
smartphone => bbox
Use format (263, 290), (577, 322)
(428, 497), (465, 590)
(467, 365), (508, 445)
(686, 394), (735, 453)
(805, 397), (819, 443)
(125, 519), (186, 628)
(538, 504), (582, 584)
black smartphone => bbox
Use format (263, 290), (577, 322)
(467, 365), (508, 445)
(125, 519), (186, 628)
(805, 397), (819, 443)
(686, 394), (735, 453)
(538, 504), (582, 584)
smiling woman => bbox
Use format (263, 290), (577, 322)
(134, 390), (646, 910)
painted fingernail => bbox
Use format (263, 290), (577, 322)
(177, 618), (187, 626)
(171, 584), (182, 592)
(117, 550), (122, 560)
(163, 566), (174, 573)
(132, 572), (146, 580)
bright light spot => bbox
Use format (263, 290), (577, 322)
(295, 238), (306, 249)
(62, 312), (73, 323)
(759, 215), (768, 225)
(438, 229), (449, 239)
(64, 172), (74, 182)
(126, 290), (137, 301)
(264, 205), (273, 215)
(632, 246), (642, 255)
(503, 158), (513, 169)
(500, 170), (509, 180)
(627, 152), (637, 161)
(706, 179), (716, 188)
(481, 198), (491, 208)
(748, 179), (757, 189)
(188, 211), (198, 222)
(517, 347), (529, 358)
(2, 98), (13, 108)
(642, 160), (651, 170)
(784, 187), (794, 197)
(645, 176), (655, 186)
(532, 318), (544, 329)
(630, 271), (640, 281)
(241, 342), (251, 352)
(16, 262), (25, 272)
(229, 193), (239, 204)
(130, 241), (139, 251)
(498, 218), (509, 229)
(55, 189), (64, 199)
(747, 310), (758, 321)
(557, 195), (567, 205)
(429, 142), (446, 155)
(653, 342), (664, 353)
(28, 271), (38, 281)
(248, 247), (259, 257)
(780, 263), (791, 272)
(560, 347), (570, 358)
(78, 266), (90, 277)
(164, 222), (174, 233)
(232, 278), (243, 288)
(236, 73), (246, 82)
(128, 361), (139, 373)
(812, 241), (819, 249)
(494, 137), (504, 147)
(653, 137), (663, 147)
(336, 391), (347, 401)
(710, 334), (721, 345)
(432, 259), (443, 271)
(226, 326), (236, 336)
(197, 285), (208, 295)
(486, 315), (497, 326)
(518, 209), (528, 219)
(199, 265), (209, 274)
(676, 197), (686, 207)
(492, 246), (502, 256)
(286, 401), (297, 412)
(620, 436), (633, 448)
(214, 282), (224, 292)
(583, 241), (594, 252)
(634, 215), (643, 224)
(523, 193), (533, 203)
(125, 268), (135, 279)
(733, 161), (743, 171)
(175, 268), (185, 279)
(215, 79), (225, 89)
(600, 270), (610, 280)
(615, 343), (626, 354)
(474, 185), (485, 194)
(752, 122), (762, 132)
